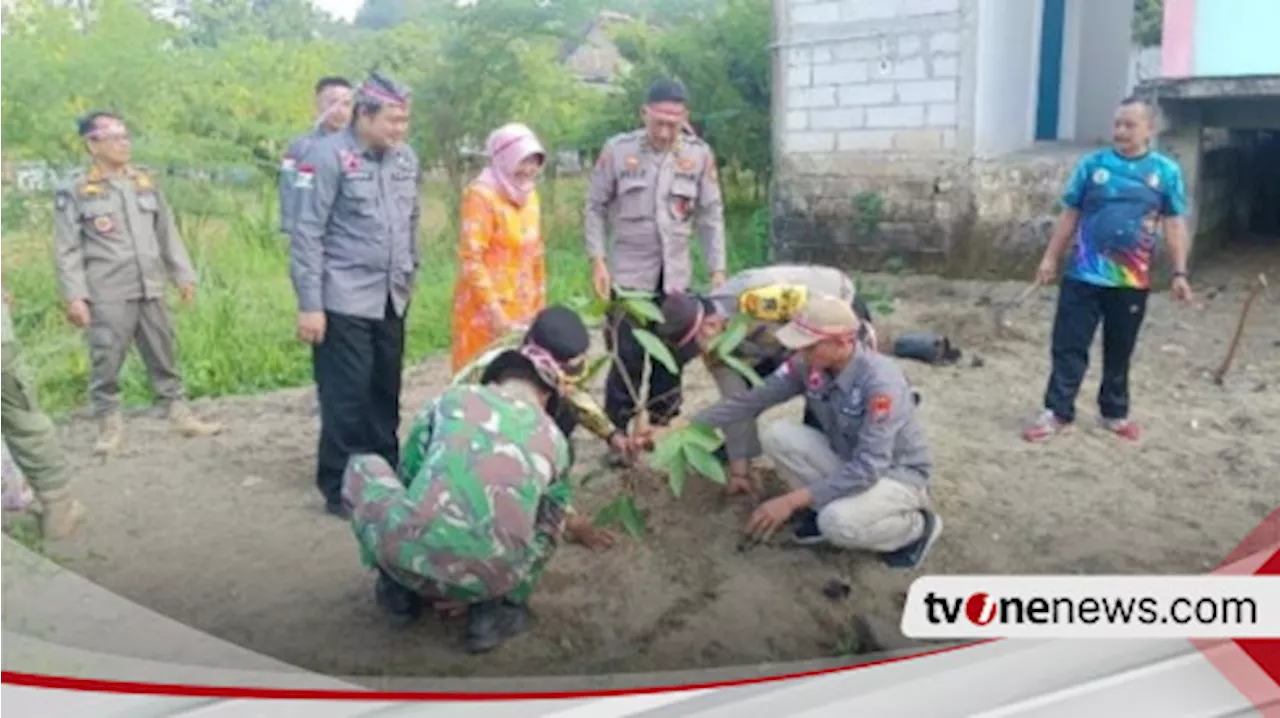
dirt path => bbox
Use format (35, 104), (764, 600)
(14, 254), (1279, 679)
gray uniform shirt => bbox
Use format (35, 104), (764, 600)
(278, 127), (329, 236)
(693, 350), (931, 511)
(289, 128), (422, 320)
(52, 166), (197, 304)
(584, 129), (725, 294)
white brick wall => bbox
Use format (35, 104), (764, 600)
(781, 4), (966, 154)
(897, 79), (956, 104)
(866, 105), (925, 128)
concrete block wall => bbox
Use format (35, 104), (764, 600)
(781, 0), (967, 155)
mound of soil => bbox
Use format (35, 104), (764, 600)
(6, 261), (1276, 679)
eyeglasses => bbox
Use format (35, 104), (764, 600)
(88, 131), (132, 143)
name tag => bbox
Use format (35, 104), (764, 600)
(392, 171), (415, 182)
(344, 171), (374, 182)
(621, 168), (647, 180)
(675, 172), (698, 182)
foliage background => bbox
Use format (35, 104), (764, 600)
(0, 0), (1162, 415)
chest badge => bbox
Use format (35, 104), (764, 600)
(677, 156), (696, 172)
(92, 215), (115, 234)
(1092, 168), (1110, 185)
(624, 154), (640, 171)
(1146, 173), (1160, 189)
(340, 149), (363, 173)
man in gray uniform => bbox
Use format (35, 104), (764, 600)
(584, 78), (726, 461)
(278, 76), (353, 238)
(652, 296), (942, 570)
(289, 72), (421, 519)
(53, 111), (223, 456)
(653, 264), (877, 497)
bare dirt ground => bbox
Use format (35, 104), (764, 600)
(10, 248), (1280, 679)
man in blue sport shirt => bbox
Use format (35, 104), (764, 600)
(1024, 96), (1194, 443)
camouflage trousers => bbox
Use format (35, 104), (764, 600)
(342, 453), (557, 605)
(1, 336), (71, 499)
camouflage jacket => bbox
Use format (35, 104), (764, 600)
(450, 332), (616, 442)
(342, 383), (573, 602)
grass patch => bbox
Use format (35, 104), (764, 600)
(2, 176), (768, 417)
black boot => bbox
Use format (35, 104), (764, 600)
(465, 598), (531, 654)
(375, 570), (422, 628)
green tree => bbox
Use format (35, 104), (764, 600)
(591, 0), (772, 195)
(1132, 0), (1163, 47)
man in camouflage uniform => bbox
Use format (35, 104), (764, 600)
(342, 306), (614, 653)
(53, 111), (222, 456)
(1, 289), (87, 539)
(278, 76), (353, 238)
(584, 78), (726, 464)
(649, 297), (942, 571)
(452, 306), (639, 460)
(652, 264), (879, 498)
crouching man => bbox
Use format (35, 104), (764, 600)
(654, 296), (942, 570)
(653, 264), (877, 497)
(452, 306), (640, 462)
(341, 308), (614, 653)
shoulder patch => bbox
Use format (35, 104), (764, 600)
(294, 163), (315, 189)
(869, 394), (892, 422)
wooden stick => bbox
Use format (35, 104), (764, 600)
(1212, 274), (1269, 386)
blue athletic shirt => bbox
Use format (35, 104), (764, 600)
(1060, 148), (1188, 290)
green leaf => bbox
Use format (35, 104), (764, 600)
(613, 287), (657, 301)
(683, 443), (727, 485)
(720, 354), (765, 387)
(592, 496), (625, 528)
(684, 421), (725, 452)
(582, 353), (612, 383)
(618, 496), (646, 539)
(714, 312), (752, 357)
(632, 328), (679, 375)
(570, 295), (609, 325)
(622, 297), (664, 324)
(667, 458), (688, 498)
(649, 429), (684, 471)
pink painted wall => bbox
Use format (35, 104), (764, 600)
(1161, 0), (1196, 77)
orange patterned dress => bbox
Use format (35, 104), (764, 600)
(450, 181), (546, 373)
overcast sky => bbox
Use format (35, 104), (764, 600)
(310, 0), (363, 22)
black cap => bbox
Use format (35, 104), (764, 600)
(479, 305), (590, 392)
(645, 78), (688, 105)
(525, 305), (590, 368)
(656, 293), (716, 367)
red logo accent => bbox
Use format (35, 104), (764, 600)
(965, 592), (997, 626)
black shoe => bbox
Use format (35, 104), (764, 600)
(465, 598), (531, 654)
(375, 571), (422, 628)
(881, 510), (943, 570)
(325, 499), (352, 520)
(791, 509), (825, 546)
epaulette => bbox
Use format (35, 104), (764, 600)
(129, 165), (157, 192)
(610, 129), (644, 147)
(72, 166), (106, 198)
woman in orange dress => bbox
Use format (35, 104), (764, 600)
(450, 123), (547, 373)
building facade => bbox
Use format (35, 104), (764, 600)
(770, 0), (1277, 277)
(1145, 0), (1280, 260)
